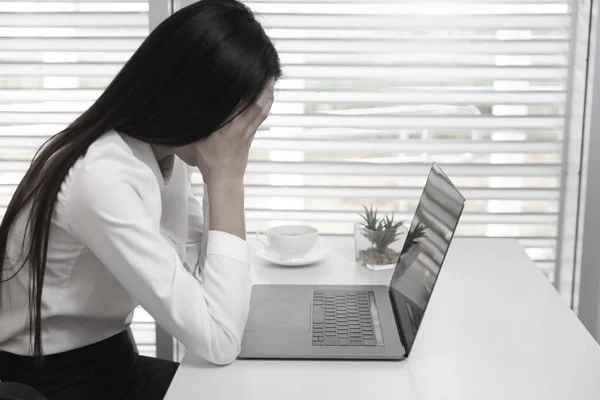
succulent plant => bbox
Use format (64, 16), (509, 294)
(359, 205), (406, 253)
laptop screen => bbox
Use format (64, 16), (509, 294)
(389, 163), (465, 352)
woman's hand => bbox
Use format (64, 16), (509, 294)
(196, 79), (275, 240)
(195, 80), (275, 188)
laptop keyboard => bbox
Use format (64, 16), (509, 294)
(312, 291), (377, 347)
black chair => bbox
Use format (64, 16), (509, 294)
(0, 382), (47, 400)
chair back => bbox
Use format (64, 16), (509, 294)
(0, 382), (47, 400)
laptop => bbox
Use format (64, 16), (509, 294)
(239, 163), (465, 360)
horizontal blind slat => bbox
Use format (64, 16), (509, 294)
(0, 3), (148, 12)
(0, 39), (570, 55)
(0, 37), (143, 50)
(244, 161), (562, 176)
(282, 66), (568, 80)
(0, 160), (561, 176)
(273, 90), (567, 105)
(191, 185), (559, 200)
(250, 3), (569, 14)
(0, 12), (148, 26)
(263, 115), (563, 129)
(244, 0), (569, 3)
(257, 14), (570, 29)
(0, 64), (569, 80)
(0, 183), (559, 200)
(0, 184), (554, 201)
(249, 142), (559, 154)
(0, 62), (122, 75)
(0, 114), (565, 129)
(0, 0), (146, 2)
(0, 89), (567, 105)
(272, 38), (570, 54)
(0, 136), (561, 153)
(243, 209), (558, 224)
(0, 181), (558, 202)
(492, 238), (556, 248)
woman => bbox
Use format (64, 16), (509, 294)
(0, 0), (281, 398)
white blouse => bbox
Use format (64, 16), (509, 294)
(0, 130), (251, 365)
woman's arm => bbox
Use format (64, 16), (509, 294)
(65, 168), (251, 365)
(186, 178), (247, 276)
(205, 180), (246, 240)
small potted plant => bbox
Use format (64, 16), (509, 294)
(355, 205), (408, 271)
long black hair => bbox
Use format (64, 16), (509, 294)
(0, 0), (281, 357)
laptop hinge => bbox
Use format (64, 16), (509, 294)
(388, 289), (408, 352)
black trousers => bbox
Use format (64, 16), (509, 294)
(0, 330), (179, 400)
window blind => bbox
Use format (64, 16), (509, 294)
(0, 0), (576, 331)
(185, 0), (573, 283)
(0, 0), (155, 356)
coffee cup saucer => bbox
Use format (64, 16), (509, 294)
(254, 246), (328, 267)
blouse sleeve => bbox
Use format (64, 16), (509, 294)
(184, 182), (209, 279)
(64, 166), (251, 365)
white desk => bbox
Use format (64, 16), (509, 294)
(165, 237), (600, 400)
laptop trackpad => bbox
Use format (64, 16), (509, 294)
(246, 301), (310, 332)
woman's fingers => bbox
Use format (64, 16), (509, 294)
(245, 82), (275, 138)
(220, 79), (275, 141)
(194, 79), (276, 185)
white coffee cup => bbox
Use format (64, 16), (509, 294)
(256, 225), (319, 257)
